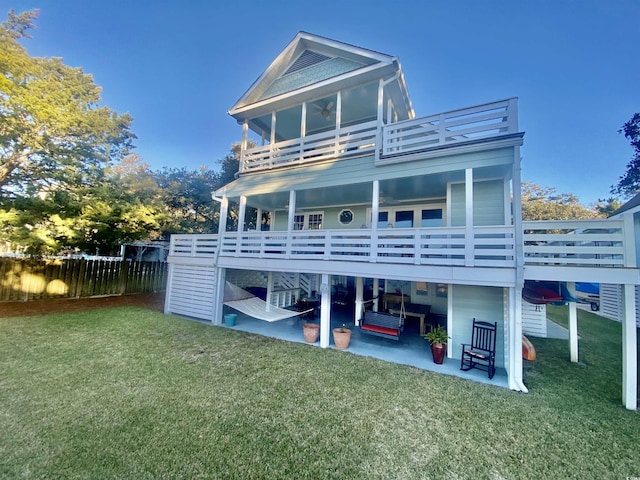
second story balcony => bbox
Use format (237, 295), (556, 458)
(239, 98), (520, 174)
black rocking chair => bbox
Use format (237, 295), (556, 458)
(460, 319), (497, 379)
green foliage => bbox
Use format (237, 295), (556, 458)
(611, 113), (640, 198)
(153, 165), (221, 235)
(422, 325), (449, 345)
(521, 182), (603, 220)
(594, 197), (623, 217)
(0, 9), (135, 195)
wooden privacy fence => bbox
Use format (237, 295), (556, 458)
(0, 258), (167, 302)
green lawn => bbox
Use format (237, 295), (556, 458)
(0, 306), (638, 479)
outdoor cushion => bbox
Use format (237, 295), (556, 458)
(360, 324), (399, 336)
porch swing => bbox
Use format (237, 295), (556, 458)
(359, 292), (405, 341)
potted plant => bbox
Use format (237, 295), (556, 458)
(302, 322), (320, 343)
(422, 325), (449, 364)
(332, 323), (352, 350)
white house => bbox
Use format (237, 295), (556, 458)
(164, 32), (639, 410)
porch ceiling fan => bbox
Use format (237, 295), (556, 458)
(311, 101), (335, 121)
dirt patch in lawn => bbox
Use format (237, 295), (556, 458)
(0, 292), (166, 318)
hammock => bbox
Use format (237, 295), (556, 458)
(223, 282), (313, 322)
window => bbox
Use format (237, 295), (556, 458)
(395, 211), (414, 228)
(339, 209), (354, 225)
(421, 209), (443, 227)
(294, 212), (323, 230)
(377, 211), (389, 228)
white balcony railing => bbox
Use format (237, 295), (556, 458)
(381, 98), (518, 158)
(523, 219), (630, 268)
(170, 226), (516, 268)
(169, 219), (633, 270)
(241, 120), (378, 173)
(239, 99), (518, 174)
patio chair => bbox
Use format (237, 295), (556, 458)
(460, 319), (497, 379)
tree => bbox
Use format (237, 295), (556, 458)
(0, 9), (135, 196)
(153, 165), (221, 235)
(521, 182), (603, 221)
(611, 113), (640, 198)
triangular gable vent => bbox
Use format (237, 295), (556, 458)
(284, 50), (331, 75)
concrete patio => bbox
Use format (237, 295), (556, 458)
(220, 305), (509, 389)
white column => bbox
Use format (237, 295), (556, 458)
(287, 191), (296, 231)
(371, 181), (379, 262)
(373, 278), (380, 312)
(256, 208), (262, 231)
(375, 78), (384, 162)
(214, 197), (229, 264)
(240, 121), (248, 174)
(508, 286), (527, 392)
(447, 284), (453, 358)
(464, 168), (474, 267)
(238, 195), (247, 232)
(212, 267), (226, 325)
(355, 276), (364, 325)
(287, 190), (296, 258)
(319, 274), (331, 348)
(266, 272), (274, 312)
(568, 301), (579, 363)
(622, 284), (638, 410)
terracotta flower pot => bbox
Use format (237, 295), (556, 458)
(333, 328), (352, 350)
(430, 342), (446, 364)
(303, 323), (320, 343)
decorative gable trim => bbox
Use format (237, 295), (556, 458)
(229, 32), (399, 118)
(284, 50), (331, 75)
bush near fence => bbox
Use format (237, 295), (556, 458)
(0, 258), (167, 302)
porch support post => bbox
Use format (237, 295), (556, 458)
(375, 78), (384, 163)
(287, 191), (296, 258)
(568, 289), (579, 363)
(622, 284), (637, 410)
(371, 181), (379, 261)
(464, 168), (474, 266)
(446, 284), (453, 358)
(355, 276), (364, 325)
(238, 196), (247, 232)
(215, 196), (229, 264)
(319, 274), (331, 348)
(373, 278), (380, 312)
(256, 208), (262, 231)
(508, 286), (527, 392)
(240, 120), (248, 174)
(212, 267), (226, 325)
(266, 272), (274, 312)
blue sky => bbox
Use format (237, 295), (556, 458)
(10, 0), (640, 205)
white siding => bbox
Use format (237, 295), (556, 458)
(522, 301), (548, 338)
(601, 283), (640, 327)
(451, 285), (505, 367)
(165, 264), (217, 321)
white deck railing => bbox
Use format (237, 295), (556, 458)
(241, 120), (378, 173)
(169, 219), (633, 270)
(170, 226), (516, 268)
(239, 99), (518, 174)
(523, 219), (630, 268)
(381, 98), (518, 158)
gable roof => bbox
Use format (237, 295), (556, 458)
(228, 32), (413, 121)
